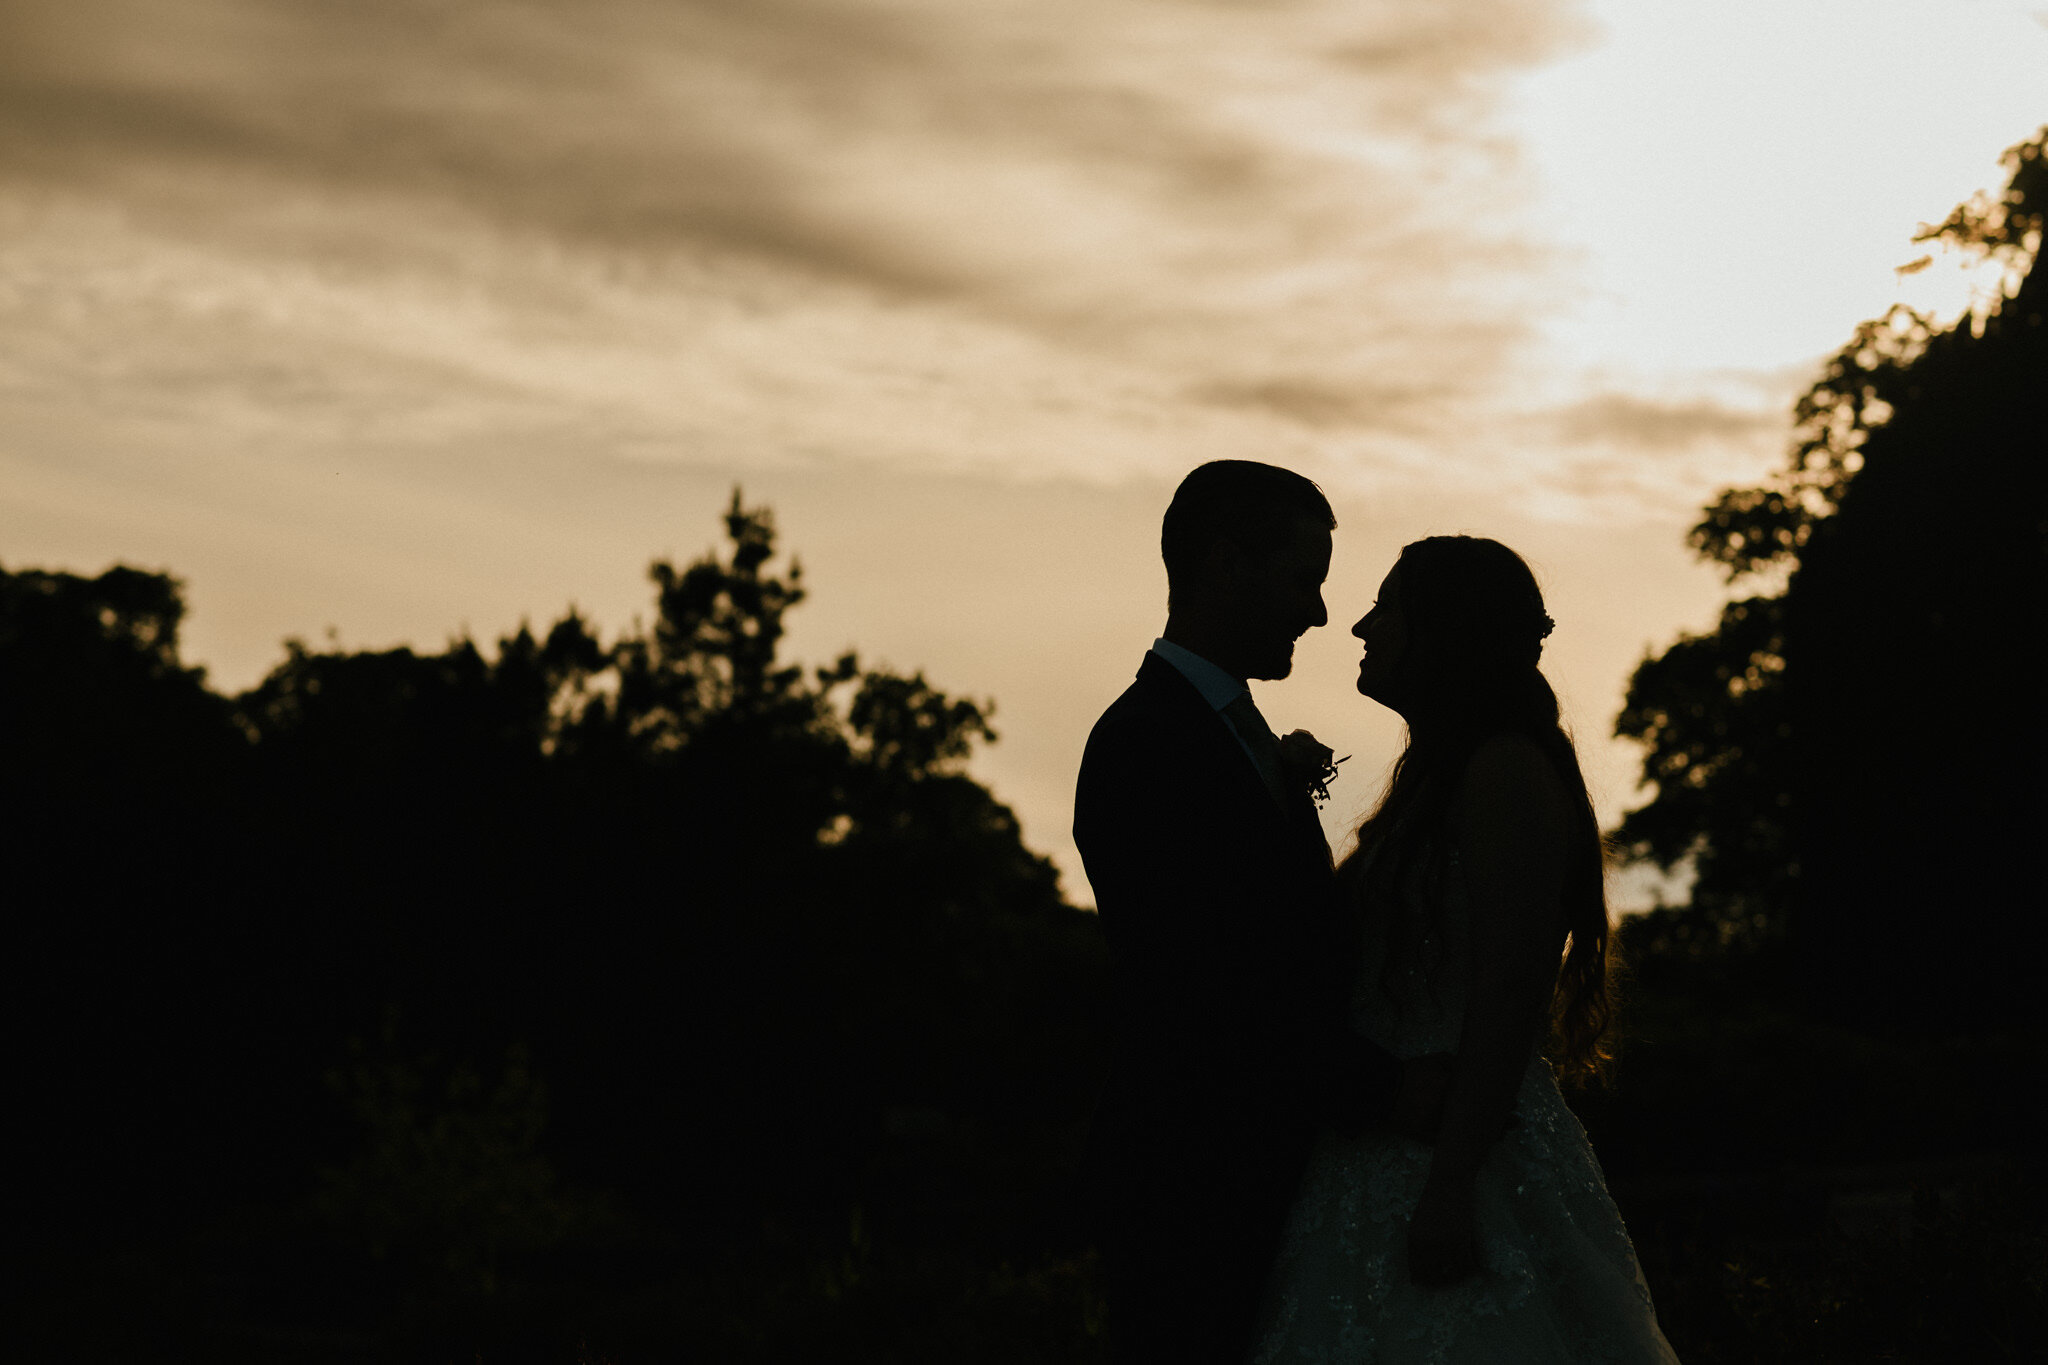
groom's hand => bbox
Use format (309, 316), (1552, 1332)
(1390, 1052), (1455, 1143)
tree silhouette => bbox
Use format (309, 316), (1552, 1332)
(1615, 128), (2047, 1024)
(8, 491), (1103, 1353)
(2, 562), (240, 840)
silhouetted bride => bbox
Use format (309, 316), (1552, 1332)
(1254, 536), (1679, 1364)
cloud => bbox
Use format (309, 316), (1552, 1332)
(0, 0), (1589, 485)
(1547, 392), (1778, 451)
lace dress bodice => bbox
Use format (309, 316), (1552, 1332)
(1347, 841), (1477, 1060)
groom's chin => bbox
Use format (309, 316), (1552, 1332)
(1252, 647), (1296, 681)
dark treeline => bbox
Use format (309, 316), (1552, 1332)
(1614, 127), (2048, 1025)
(1583, 129), (2048, 1361)
(7, 494), (1108, 1361)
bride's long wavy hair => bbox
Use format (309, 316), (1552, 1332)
(1340, 535), (1616, 1086)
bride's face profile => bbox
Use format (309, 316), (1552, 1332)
(1352, 565), (1410, 706)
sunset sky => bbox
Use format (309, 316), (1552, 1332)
(5, 0), (2045, 908)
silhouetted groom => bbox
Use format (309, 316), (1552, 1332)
(1075, 461), (1417, 1363)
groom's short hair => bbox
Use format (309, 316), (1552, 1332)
(1162, 461), (1335, 593)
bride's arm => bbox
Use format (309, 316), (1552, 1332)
(1409, 732), (1570, 1284)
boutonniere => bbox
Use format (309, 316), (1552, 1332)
(1279, 729), (1348, 807)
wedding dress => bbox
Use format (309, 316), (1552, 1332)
(1253, 840), (1680, 1365)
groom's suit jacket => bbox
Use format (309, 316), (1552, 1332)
(1075, 652), (1401, 1365)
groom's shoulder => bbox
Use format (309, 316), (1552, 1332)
(1080, 657), (1208, 788)
(1087, 654), (1194, 741)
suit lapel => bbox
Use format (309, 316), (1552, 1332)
(1135, 654), (1333, 876)
(1136, 654), (1267, 808)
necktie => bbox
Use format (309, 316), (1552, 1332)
(1222, 692), (1292, 808)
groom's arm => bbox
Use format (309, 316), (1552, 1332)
(1077, 706), (1310, 1087)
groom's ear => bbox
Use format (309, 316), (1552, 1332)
(1205, 536), (1255, 592)
(1182, 537), (1250, 607)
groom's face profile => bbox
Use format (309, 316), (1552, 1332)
(1224, 515), (1333, 680)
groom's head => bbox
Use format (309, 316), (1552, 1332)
(1162, 461), (1335, 681)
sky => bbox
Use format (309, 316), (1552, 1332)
(4, 0), (2045, 909)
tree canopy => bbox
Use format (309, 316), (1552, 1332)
(6, 492), (1102, 1306)
(1614, 128), (2048, 1025)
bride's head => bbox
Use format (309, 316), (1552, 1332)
(1351, 535), (1556, 734)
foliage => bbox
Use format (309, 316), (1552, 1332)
(6, 491), (1104, 1360)
(1612, 127), (2048, 1014)
(0, 562), (240, 823)
(1706, 1161), (2048, 1364)
(315, 1028), (607, 1299)
(1612, 593), (1790, 944)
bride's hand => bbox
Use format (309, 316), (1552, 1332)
(1406, 1178), (1481, 1288)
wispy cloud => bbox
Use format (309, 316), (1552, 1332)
(1548, 392), (1777, 451)
(2, 0), (1590, 486)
